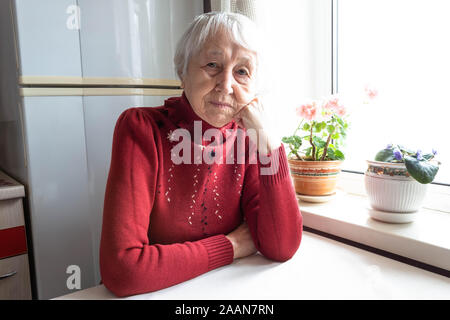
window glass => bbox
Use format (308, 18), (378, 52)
(337, 0), (450, 184)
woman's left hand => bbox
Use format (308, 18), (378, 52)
(234, 97), (280, 155)
(225, 221), (257, 259)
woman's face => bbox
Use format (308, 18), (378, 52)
(182, 29), (258, 127)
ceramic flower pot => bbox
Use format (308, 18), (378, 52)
(364, 160), (428, 222)
(287, 159), (342, 196)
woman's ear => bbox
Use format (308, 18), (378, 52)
(180, 80), (185, 89)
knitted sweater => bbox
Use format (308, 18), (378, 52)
(100, 93), (303, 297)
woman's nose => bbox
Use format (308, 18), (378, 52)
(215, 69), (234, 94)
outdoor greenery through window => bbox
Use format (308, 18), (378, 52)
(336, 0), (450, 185)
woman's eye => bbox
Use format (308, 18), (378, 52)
(206, 62), (217, 68)
(236, 69), (249, 76)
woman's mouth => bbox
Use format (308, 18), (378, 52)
(210, 101), (233, 109)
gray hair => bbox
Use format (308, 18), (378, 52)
(174, 11), (264, 84)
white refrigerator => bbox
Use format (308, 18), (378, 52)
(0, 0), (203, 299)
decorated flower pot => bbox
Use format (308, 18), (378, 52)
(364, 160), (428, 222)
(288, 159), (343, 196)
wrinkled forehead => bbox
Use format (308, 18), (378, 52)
(197, 28), (258, 64)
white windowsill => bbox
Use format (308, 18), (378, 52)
(299, 172), (450, 272)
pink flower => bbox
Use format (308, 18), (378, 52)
(323, 97), (340, 110)
(296, 102), (317, 121)
(335, 105), (346, 116)
(365, 85), (378, 100)
(322, 96), (346, 117)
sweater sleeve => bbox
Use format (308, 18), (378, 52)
(241, 143), (303, 262)
(99, 108), (233, 297)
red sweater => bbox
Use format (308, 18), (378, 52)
(100, 94), (302, 297)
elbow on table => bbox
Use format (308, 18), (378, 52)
(259, 222), (303, 262)
(260, 233), (302, 262)
(100, 266), (141, 297)
(261, 242), (300, 262)
(100, 253), (160, 297)
(101, 272), (136, 298)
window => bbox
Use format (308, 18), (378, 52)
(255, 0), (333, 148)
(336, 0), (450, 185)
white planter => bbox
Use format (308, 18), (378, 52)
(364, 160), (428, 223)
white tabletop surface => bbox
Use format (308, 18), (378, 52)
(55, 231), (450, 300)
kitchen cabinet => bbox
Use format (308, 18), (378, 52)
(0, 170), (32, 299)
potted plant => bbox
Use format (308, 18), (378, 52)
(282, 96), (349, 198)
(365, 144), (440, 223)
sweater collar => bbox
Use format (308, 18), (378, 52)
(165, 92), (236, 138)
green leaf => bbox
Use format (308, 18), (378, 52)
(282, 136), (302, 147)
(312, 121), (326, 133)
(422, 153), (434, 161)
(404, 155), (439, 184)
(302, 123), (311, 131)
(293, 135), (302, 144)
(313, 122), (321, 132)
(374, 148), (395, 162)
(326, 148), (335, 159)
(398, 145), (415, 155)
(312, 136), (326, 149)
(305, 147), (312, 157)
(327, 125), (335, 134)
(334, 149), (345, 160)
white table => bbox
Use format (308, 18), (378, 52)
(55, 231), (450, 300)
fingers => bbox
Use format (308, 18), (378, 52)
(233, 104), (248, 128)
(234, 113), (245, 128)
(234, 102), (250, 118)
(225, 221), (257, 259)
(234, 98), (261, 125)
(236, 97), (259, 115)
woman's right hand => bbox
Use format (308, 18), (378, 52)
(225, 222), (257, 259)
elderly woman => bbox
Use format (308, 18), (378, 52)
(100, 11), (302, 297)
